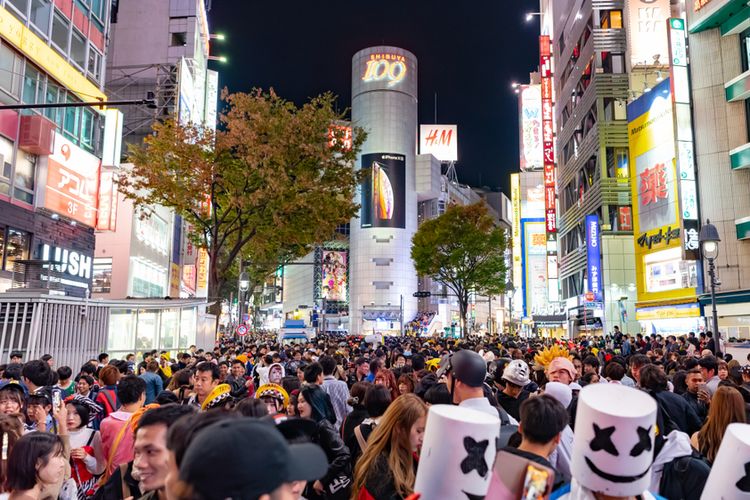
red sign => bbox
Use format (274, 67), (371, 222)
(328, 125), (352, 151)
(546, 209), (557, 233)
(585, 291), (595, 302)
(640, 163), (668, 206)
(45, 133), (100, 226)
(618, 207), (633, 232)
(236, 324), (248, 336)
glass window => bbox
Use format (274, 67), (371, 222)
(80, 108), (94, 151)
(87, 47), (102, 82)
(7, 0), (29, 18)
(108, 309), (136, 351)
(0, 137), (13, 197)
(91, 0), (105, 20)
(742, 28), (750, 73)
(0, 43), (22, 97)
(30, 0), (52, 35)
(44, 82), (63, 126)
(63, 94), (79, 139)
(13, 150), (35, 204)
(179, 307), (197, 349)
(136, 309), (159, 351)
(51, 11), (70, 53)
(160, 309), (179, 350)
(4, 228), (29, 271)
(71, 29), (86, 68)
(22, 64), (41, 105)
(92, 257), (112, 293)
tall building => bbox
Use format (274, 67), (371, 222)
(688, 1), (750, 338)
(0, 0), (115, 296)
(95, 0), (218, 300)
(349, 46), (419, 335)
(546, 0), (645, 335)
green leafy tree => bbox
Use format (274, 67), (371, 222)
(411, 203), (508, 336)
(122, 90), (365, 322)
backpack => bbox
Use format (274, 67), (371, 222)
(495, 405), (519, 448)
(659, 451), (710, 500)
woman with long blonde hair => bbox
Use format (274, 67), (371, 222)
(353, 394), (427, 500)
(691, 385), (746, 463)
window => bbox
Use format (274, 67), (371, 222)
(91, 0), (106, 20)
(63, 94), (80, 139)
(22, 64), (42, 105)
(0, 43), (22, 97)
(93, 257), (112, 293)
(30, 0), (52, 35)
(71, 29), (86, 68)
(80, 108), (94, 151)
(7, 0), (29, 18)
(13, 150), (35, 204)
(51, 10), (70, 53)
(0, 137), (13, 197)
(742, 28), (750, 73)
(44, 82), (63, 126)
(4, 228), (29, 271)
(87, 47), (102, 82)
(171, 32), (187, 47)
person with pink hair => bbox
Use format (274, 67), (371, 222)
(546, 357), (577, 385)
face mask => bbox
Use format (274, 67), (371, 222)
(404, 350), (412, 356)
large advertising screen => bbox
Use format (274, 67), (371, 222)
(45, 132), (100, 227)
(522, 220), (547, 317)
(360, 153), (405, 229)
(321, 250), (347, 302)
(586, 215), (603, 301)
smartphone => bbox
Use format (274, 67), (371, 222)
(52, 391), (62, 409)
(521, 464), (550, 500)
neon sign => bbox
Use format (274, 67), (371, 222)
(362, 54), (407, 87)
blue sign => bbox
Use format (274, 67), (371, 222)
(586, 215), (603, 301)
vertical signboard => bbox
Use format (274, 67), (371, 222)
(96, 168), (117, 231)
(360, 153), (406, 229)
(196, 247), (209, 298)
(540, 35), (558, 303)
(518, 86), (542, 171)
(586, 215), (603, 301)
(511, 174), (522, 291)
(668, 17), (699, 260)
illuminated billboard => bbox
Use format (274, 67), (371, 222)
(625, 0), (670, 70)
(420, 125), (458, 162)
(45, 132), (100, 227)
(360, 153), (405, 229)
(519, 85), (542, 171)
(627, 77), (698, 305)
(321, 250), (348, 302)
(522, 220), (547, 317)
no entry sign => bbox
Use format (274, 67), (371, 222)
(236, 324), (248, 336)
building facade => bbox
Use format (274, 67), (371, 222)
(688, 0), (750, 339)
(349, 46), (419, 335)
(0, 0), (117, 297)
(95, 0), (218, 300)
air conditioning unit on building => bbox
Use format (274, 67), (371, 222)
(19, 115), (55, 156)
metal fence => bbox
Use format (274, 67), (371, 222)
(0, 294), (109, 369)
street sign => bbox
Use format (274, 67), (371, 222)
(236, 324), (248, 336)
(413, 291), (431, 298)
(585, 291), (595, 302)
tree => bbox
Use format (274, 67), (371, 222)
(411, 203), (508, 336)
(122, 90), (365, 320)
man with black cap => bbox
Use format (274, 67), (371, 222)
(437, 350), (518, 424)
(179, 418), (328, 500)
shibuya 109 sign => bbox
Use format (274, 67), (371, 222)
(362, 53), (407, 87)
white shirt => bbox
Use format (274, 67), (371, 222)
(459, 397), (519, 425)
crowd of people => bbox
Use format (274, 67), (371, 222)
(0, 328), (747, 499)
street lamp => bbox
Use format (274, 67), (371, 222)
(699, 219), (721, 347)
(238, 271), (249, 327)
(525, 12), (541, 22)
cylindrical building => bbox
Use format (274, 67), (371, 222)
(350, 46), (418, 334)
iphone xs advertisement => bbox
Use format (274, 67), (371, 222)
(360, 153), (405, 229)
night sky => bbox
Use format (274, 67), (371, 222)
(207, 1), (539, 196)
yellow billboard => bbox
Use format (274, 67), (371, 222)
(0, 6), (106, 103)
(627, 78), (698, 306)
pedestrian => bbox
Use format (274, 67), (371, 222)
(6, 433), (67, 500)
(139, 361), (164, 405)
(340, 381), (369, 445)
(691, 385), (746, 463)
(374, 368), (400, 401)
(95, 366), (121, 419)
(352, 393), (426, 500)
(297, 384), (351, 499)
(346, 384), (392, 467)
(639, 364), (702, 435)
(698, 355), (721, 396)
(546, 357), (577, 385)
(187, 362), (220, 408)
(65, 398), (104, 498)
(497, 359), (531, 421)
(319, 355), (351, 431)
(0, 382), (25, 416)
(100, 375), (146, 475)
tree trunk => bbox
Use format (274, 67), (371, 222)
(458, 292), (469, 338)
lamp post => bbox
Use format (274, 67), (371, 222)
(238, 271), (249, 327)
(699, 220), (721, 347)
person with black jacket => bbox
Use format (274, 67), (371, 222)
(298, 384), (351, 500)
(346, 384), (391, 468)
(640, 364), (702, 435)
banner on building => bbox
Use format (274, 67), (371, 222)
(321, 250), (348, 302)
(519, 86), (542, 171)
(586, 215), (603, 302)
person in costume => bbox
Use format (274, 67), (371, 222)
(255, 383), (290, 417)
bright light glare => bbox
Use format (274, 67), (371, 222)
(525, 13), (534, 21)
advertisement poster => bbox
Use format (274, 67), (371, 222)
(523, 220), (547, 317)
(321, 250), (347, 302)
(519, 85), (542, 171)
(586, 215), (603, 301)
(45, 132), (100, 227)
(360, 153), (405, 229)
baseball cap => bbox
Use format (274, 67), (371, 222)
(436, 350), (487, 387)
(180, 419), (327, 499)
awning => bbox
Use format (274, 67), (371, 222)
(689, 0), (750, 35)
(698, 289), (750, 306)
